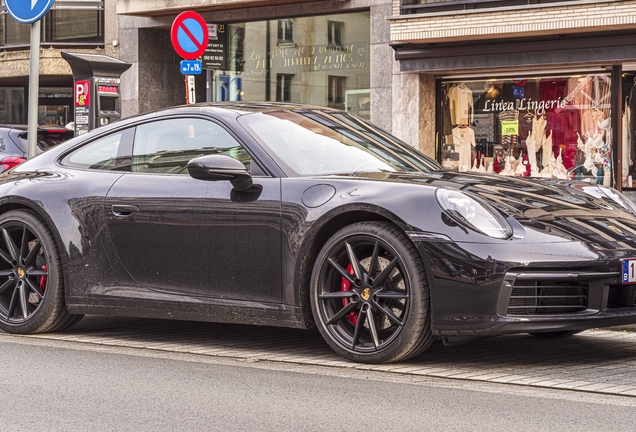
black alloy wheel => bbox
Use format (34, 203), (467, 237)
(0, 210), (82, 333)
(311, 222), (432, 364)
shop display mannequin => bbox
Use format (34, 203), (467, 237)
(577, 132), (598, 178)
(598, 117), (612, 186)
(525, 132), (539, 176)
(552, 148), (569, 179)
(531, 114), (547, 153)
(623, 98), (632, 185)
(448, 84), (474, 126)
(514, 152), (528, 176)
(451, 121), (476, 172)
(500, 154), (517, 176)
(581, 107), (604, 137)
(539, 132), (555, 177)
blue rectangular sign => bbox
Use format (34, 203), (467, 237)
(180, 60), (202, 75)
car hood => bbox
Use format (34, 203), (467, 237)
(328, 170), (636, 246)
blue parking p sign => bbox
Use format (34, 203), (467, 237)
(5, 0), (56, 24)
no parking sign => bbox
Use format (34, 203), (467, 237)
(171, 11), (209, 60)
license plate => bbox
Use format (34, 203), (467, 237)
(622, 259), (636, 284)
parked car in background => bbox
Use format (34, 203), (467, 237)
(0, 125), (74, 172)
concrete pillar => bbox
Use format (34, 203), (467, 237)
(391, 69), (436, 158)
(369, 3), (393, 133)
(118, 17), (187, 117)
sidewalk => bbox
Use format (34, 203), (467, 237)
(5, 316), (636, 397)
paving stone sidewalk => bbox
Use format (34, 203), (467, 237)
(4, 315), (636, 397)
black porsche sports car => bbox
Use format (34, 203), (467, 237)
(2, 102), (636, 363)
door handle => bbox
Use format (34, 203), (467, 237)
(112, 204), (140, 216)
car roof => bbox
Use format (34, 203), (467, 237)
(143, 102), (337, 117)
(101, 102), (338, 133)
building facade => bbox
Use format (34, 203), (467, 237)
(0, 0), (119, 127)
(391, 0), (636, 190)
(115, 0), (433, 154)
(5, 0), (636, 190)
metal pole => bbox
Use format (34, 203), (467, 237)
(206, 69), (212, 102)
(27, 20), (41, 159)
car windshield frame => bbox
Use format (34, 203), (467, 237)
(237, 109), (442, 177)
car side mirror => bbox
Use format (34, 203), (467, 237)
(188, 154), (253, 192)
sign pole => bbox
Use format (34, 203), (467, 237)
(27, 20), (41, 159)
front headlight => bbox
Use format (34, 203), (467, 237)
(435, 188), (512, 239)
(582, 186), (636, 215)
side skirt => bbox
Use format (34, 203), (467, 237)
(66, 295), (309, 330)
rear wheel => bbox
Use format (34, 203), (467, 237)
(310, 222), (432, 363)
(0, 210), (82, 334)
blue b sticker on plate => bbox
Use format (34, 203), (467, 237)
(622, 259), (636, 284)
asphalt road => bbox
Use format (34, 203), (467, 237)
(2, 337), (636, 431)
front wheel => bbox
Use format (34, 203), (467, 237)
(0, 210), (82, 334)
(310, 222), (432, 364)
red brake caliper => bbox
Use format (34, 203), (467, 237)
(341, 264), (359, 325)
(38, 265), (47, 294)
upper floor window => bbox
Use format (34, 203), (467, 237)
(327, 21), (343, 47)
(0, 0), (104, 48)
(277, 19), (294, 46)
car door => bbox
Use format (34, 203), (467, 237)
(104, 116), (282, 303)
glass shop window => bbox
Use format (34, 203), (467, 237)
(211, 12), (370, 118)
(622, 72), (636, 190)
(439, 74), (612, 185)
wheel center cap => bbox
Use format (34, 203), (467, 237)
(16, 268), (25, 279)
(360, 287), (371, 301)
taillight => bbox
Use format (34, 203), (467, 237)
(1, 156), (27, 171)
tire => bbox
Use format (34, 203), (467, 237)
(529, 330), (583, 339)
(310, 221), (432, 364)
(0, 209), (82, 334)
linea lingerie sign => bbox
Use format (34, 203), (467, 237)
(483, 97), (568, 116)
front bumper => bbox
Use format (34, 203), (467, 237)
(411, 238), (636, 337)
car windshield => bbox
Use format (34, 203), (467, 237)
(238, 109), (441, 177)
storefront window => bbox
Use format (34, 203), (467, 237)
(439, 74), (612, 185)
(212, 12), (370, 119)
(0, 88), (25, 125)
(623, 73), (636, 189)
(38, 87), (73, 126)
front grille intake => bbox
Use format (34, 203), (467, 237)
(502, 271), (623, 316)
(507, 279), (588, 316)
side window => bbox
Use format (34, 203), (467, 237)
(61, 128), (133, 171)
(132, 118), (253, 175)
